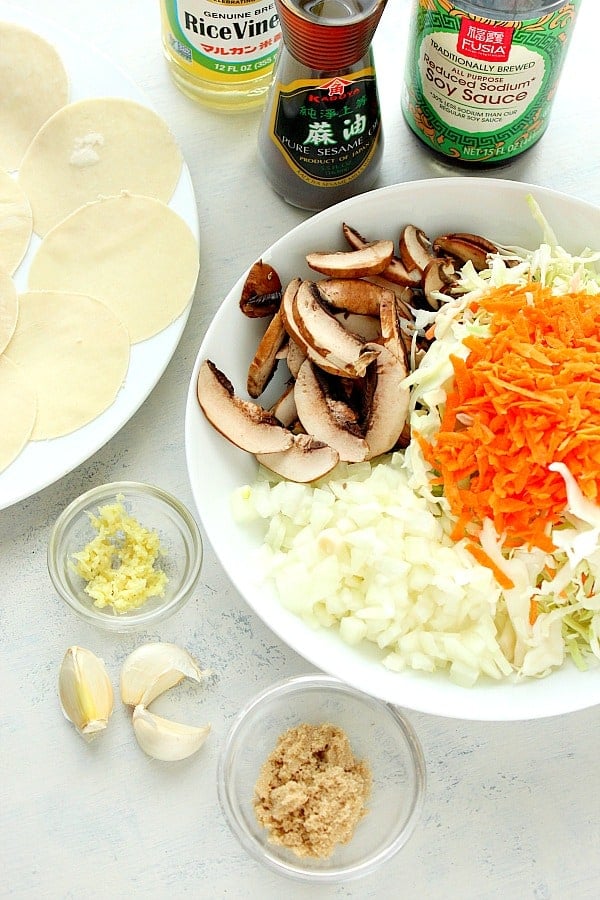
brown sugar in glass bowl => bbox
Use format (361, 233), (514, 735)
(254, 722), (372, 860)
(217, 674), (426, 882)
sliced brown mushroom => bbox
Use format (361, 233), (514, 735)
(379, 293), (411, 368)
(333, 311), (382, 342)
(280, 277), (313, 354)
(285, 339), (307, 379)
(280, 278), (352, 378)
(197, 359), (293, 454)
(422, 256), (460, 310)
(394, 422), (412, 451)
(239, 260), (282, 318)
(257, 433), (340, 483)
(342, 222), (421, 287)
(341, 222), (372, 250)
(270, 384), (298, 427)
(246, 309), (288, 398)
(293, 280), (379, 378)
(364, 276), (420, 309)
(361, 343), (410, 460)
(399, 225), (434, 274)
(305, 239), (394, 278)
(294, 359), (368, 463)
(316, 277), (390, 317)
(432, 233), (498, 271)
(285, 337), (306, 378)
(378, 260), (423, 288)
(450, 232), (500, 254)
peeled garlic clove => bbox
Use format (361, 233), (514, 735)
(132, 705), (211, 761)
(120, 642), (210, 708)
(58, 646), (114, 739)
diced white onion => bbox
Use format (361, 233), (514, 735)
(235, 457), (511, 685)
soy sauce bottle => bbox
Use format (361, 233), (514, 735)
(402, 0), (582, 165)
(258, 0), (388, 210)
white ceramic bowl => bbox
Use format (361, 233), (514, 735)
(48, 481), (202, 631)
(185, 177), (600, 721)
(217, 674), (426, 882)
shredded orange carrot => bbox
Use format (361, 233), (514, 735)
(420, 282), (600, 551)
(465, 541), (515, 590)
(529, 598), (539, 626)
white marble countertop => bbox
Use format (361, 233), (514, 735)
(2, 1), (600, 897)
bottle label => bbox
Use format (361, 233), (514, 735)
(402, 0), (580, 163)
(268, 69), (381, 187)
(161, 0), (281, 84)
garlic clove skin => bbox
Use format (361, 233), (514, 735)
(131, 705), (211, 761)
(120, 642), (210, 708)
(58, 646), (114, 739)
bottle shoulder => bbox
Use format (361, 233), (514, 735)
(258, 47), (383, 210)
(439, 0), (573, 20)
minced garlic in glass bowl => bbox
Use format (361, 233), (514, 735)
(71, 496), (168, 614)
(48, 482), (202, 631)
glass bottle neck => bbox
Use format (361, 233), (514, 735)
(450, 0), (574, 21)
(273, 41), (376, 78)
(275, 0), (387, 69)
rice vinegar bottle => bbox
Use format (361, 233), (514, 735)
(257, 0), (388, 210)
(160, 0), (281, 111)
(402, 0), (582, 164)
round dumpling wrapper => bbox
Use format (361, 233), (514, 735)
(0, 22), (69, 171)
(0, 272), (18, 354)
(0, 355), (36, 472)
(28, 193), (199, 343)
(18, 97), (183, 235)
(0, 169), (33, 274)
(4, 291), (130, 440)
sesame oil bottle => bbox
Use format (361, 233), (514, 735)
(257, 0), (388, 209)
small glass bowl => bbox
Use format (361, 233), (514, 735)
(218, 674), (426, 882)
(47, 481), (202, 631)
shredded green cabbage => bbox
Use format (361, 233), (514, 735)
(406, 198), (600, 678)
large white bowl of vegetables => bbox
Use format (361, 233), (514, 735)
(185, 177), (600, 721)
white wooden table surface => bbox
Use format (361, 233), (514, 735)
(2, 1), (600, 898)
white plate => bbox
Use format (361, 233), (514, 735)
(185, 177), (600, 721)
(0, 4), (199, 510)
